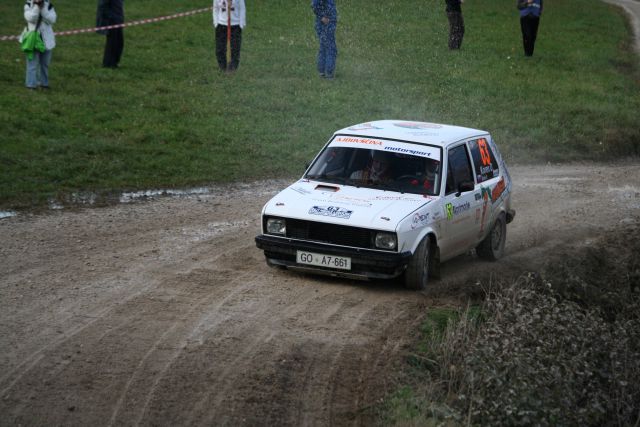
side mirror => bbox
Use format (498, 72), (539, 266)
(456, 180), (474, 196)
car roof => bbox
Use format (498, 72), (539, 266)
(333, 120), (489, 147)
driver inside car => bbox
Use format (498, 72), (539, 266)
(350, 150), (392, 183)
(396, 159), (439, 194)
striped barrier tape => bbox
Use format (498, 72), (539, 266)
(0, 6), (212, 41)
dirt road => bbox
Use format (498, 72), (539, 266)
(1, 163), (639, 426)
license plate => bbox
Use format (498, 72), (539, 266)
(296, 250), (351, 270)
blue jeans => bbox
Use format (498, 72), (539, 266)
(26, 49), (52, 88)
(315, 20), (337, 76)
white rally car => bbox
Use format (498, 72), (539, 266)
(255, 120), (515, 289)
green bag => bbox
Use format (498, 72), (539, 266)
(21, 30), (46, 60)
(20, 14), (45, 60)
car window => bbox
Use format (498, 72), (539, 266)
(468, 137), (499, 183)
(445, 144), (474, 195)
(305, 144), (442, 196)
(305, 147), (351, 181)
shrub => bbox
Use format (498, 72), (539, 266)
(454, 276), (640, 426)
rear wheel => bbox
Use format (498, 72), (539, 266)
(476, 213), (506, 260)
(404, 235), (432, 290)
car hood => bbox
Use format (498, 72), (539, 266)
(263, 179), (435, 231)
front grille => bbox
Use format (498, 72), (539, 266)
(265, 217), (393, 251)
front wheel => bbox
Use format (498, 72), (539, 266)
(476, 213), (506, 260)
(266, 258), (287, 270)
(404, 235), (432, 290)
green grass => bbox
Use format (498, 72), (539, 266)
(1, 0), (639, 208)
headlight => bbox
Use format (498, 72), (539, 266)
(375, 232), (397, 250)
(266, 218), (286, 235)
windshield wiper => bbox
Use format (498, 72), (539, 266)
(375, 182), (401, 192)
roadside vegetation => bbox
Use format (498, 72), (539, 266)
(0, 0), (639, 209)
(383, 226), (640, 426)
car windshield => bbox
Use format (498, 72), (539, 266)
(304, 143), (442, 196)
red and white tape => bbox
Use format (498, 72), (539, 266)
(1, 6), (212, 41)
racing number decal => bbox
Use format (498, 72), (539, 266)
(478, 138), (491, 167)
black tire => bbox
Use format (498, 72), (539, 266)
(476, 213), (506, 261)
(404, 235), (432, 290)
(266, 258), (287, 270)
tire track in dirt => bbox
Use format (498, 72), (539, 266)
(0, 165), (638, 426)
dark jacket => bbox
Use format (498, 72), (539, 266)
(445, 0), (462, 13)
(311, 0), (337, 22)
(517, 0), (542, 17)
(96, 0), (124, 34)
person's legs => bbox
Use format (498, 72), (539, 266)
(229, 26), (242, 71)
(521, 15), (539, 56)
(315, 20), (326, 76)
(321, 22), (337, 77)
(25, 53), (39, 88)
(528, 16), (540, 55)
(457, 12), (465, 49)
(38, 49), (52, 87)
(112, 28), (124, 66)
(103, 28), (124, 67)
(215, 25), (228, 71)
(447, 11), (464, 49)
(103, 30), (116, 67)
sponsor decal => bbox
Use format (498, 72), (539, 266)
(373, 195), (426, 202)
(331, 194), (372, 207)
(480, 164), (494, 176)
(408, 131), (439, 137)
(334, 136), (383, 146)
(348, 123), (383, 131)
(478, 138), (492, 167)
(312, 196), (370, 208)
(491, 177), (506, 203)
(331, 137), (441, 161)
(479, 186), (491, 233)
(411, 211), (430, 229)
(393, 122), (443, 130)
(309, 206), (353, 219)
(291, 186), (312, 195)
(383, 145), (433, 158)
(446, 201), (471, 220)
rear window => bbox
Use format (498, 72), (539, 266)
(468, 138), (499, 183)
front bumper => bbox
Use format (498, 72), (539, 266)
(255, 234), (413, 280)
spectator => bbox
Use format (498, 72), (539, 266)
(23, 0), (56, 90)
(96, 0), (125, 68)
(312, 0), (338, 79)
(212, 0), (246, 73)
(517, 0), (543, 56)
(445, 0), (464, 50)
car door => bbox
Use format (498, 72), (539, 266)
(438, 143), (482, 260)
(468, 136), (503, 243)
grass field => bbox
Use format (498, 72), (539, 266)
(0, 0), (639, 209)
